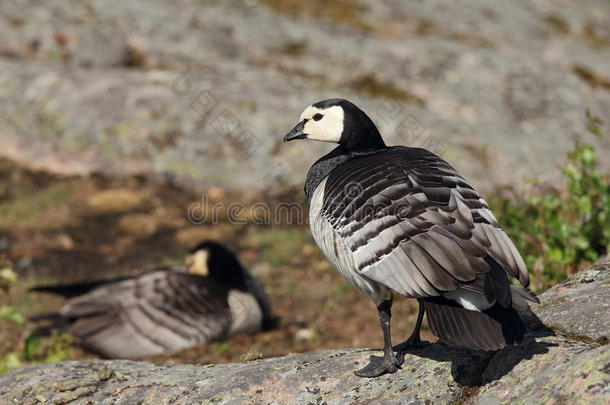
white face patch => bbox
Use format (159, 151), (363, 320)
(299, 105), (344, 143)
(186, 249), (210, 276)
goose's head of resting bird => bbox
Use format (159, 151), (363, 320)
(185, 240), (275, 330)
(186, 240), (247, 285)
(283, 98), (386, 152)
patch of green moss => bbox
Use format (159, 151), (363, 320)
(243, 226), (315, 266)
(53, 386), (96, 405)
(350, 74), (426, 106)
(202, 392), (230, 404)
(259, 0), (371, 32)
(275, 40), (308, 57)
(450, 385), (480, 405)
(0, 183), (70, 229)
(547, 326), (605, 347)
(573, 65), (610, 90)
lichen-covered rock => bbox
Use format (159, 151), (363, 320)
(474, 339), (609, 405)
(1, 262), (609, 404)
(0, 334), (607, 404)
(0, 349), (461, 405)
(532, 258), (609, 344)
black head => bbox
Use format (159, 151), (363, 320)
(186, 241), (247, 287)
(283, 98), (386, 152)
(187, 240), (275, 329)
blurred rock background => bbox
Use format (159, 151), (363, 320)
(0, 0), (608, 375)
(0, 0), (608, 192)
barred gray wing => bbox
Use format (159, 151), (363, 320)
(319, 146), (529, 300)
(61, 269), (231, 358)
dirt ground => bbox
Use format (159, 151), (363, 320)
(0, 159), (434, 366)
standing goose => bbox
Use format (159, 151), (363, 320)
(30, 241), (272, 359)
(284, 98), (538, 378)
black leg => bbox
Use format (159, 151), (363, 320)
(355, 298), (404, 378)
(393, 299), (426, 352)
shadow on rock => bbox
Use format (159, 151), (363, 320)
(402, 313), (556, 386)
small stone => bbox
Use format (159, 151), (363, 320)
(295, 328), (316, 344)
(240, 349), (264, 362)
(97, 365), (114, 381)
(301, 245), (316, 258)
(87, 190), (145, 213)
(250, 262), (271, 277)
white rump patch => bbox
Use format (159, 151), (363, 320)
(444, 288), (494, 311)
(227, 289), (263, 335)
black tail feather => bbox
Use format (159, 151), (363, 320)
(483, 255), (511, 308)
(424, 297), (526, 351)
(28, 312), (64, 322)
(30, 283), (102, 298)
(483, 302), (526, 346)
(29, 277), (131, 298)
(28, 312), (72, 337)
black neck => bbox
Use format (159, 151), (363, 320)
(338, 101), (386, 151)
(305, 145), (380, 202)
(339, 125), (386, 152)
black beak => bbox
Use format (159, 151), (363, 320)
(283, 120), (307, 142)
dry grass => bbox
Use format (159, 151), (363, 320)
(259, 0), (371, 31)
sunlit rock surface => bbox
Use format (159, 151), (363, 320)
(0, 0), (609, 193)
(1, 263), (608, 404)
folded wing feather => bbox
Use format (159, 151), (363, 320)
(318, 147), (530, 308)
(60, 269), (232, 358)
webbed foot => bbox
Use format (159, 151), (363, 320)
(354, 353), (404, 378)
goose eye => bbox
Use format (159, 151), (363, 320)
(313, 113), (323, 121)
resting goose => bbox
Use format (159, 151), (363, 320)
(31, 241), (272, 359)
(284, 98), (538, 377)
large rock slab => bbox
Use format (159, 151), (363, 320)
(533, 258), (609, 344)
(0, 349), (461, 405)
(0, 334), (607, 404)
(0, 0), (609, 193)
(1, 264), (609, 404)
(474, 335), (609, 404)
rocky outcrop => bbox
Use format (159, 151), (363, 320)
(531, 257), (609, 344)
(1, 263), (608, 404)
(1, 0), (609, 193)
